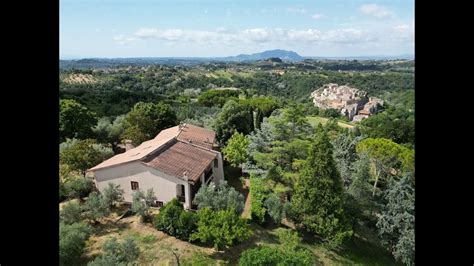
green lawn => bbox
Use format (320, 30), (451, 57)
(307, 115), (354, 129)
(214, 70), (234, 81)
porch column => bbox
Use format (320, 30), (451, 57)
(184, 182), (192, 210)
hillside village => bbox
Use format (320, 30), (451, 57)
(311, 83), (384, 122)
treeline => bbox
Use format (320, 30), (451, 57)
(60, 65), (414, 116)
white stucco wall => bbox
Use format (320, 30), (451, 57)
(88, 149), (225, 210)
(90, 161), (191, 208)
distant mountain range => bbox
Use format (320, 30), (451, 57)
(223, 49), (304, 62)
(60, 49), (414, 69)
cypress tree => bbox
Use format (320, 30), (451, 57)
(255, 108), (263, 130)
(291, 124), (352, 246)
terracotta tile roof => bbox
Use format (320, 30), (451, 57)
(143, 140), (217, 182)
(87, 128), (179, 171)
(177, 124), (216, 149)
(87, 124), (215, 172)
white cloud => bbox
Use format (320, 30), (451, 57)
(123, 27), (374, 47)
(392, 23), (414, 42)
(312, 13), (324, 20)
(113, 34), (137, 45)
(287, 7), (307, 14)
(360, 4), (393, 18)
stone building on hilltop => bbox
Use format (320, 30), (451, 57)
(310, 83), (383, 122)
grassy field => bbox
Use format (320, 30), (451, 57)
(214, 70), (234, 81)
(307, 115), (354, 129)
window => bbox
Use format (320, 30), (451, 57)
(214, 158), (218, 167)
(131, 181), (139, 190)
(156, 201), (164, 207)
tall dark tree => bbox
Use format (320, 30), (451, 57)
(60, 99), (97, 141)
(255, 108), (264, 130)
(214, 100), (254, 144)
(376, 173), (415, 265)
(122, 102), (177, 145)
(291, 124), (352, 246)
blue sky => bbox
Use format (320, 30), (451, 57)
(60, 0), (414, 58)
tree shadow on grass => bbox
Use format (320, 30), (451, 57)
(334, 235), (401, 266)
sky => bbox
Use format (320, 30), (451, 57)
(60, 0), (414, 58)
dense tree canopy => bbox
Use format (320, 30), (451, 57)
(60, 139), (114, 174)
(60, 99), (97, 141)
(358, 106), (414, 147)
(122, 101), (177, 145)
(197, 89), (240, 107)
(214, 100), (254, 144)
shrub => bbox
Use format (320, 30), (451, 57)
(239, 246), (282, 266)
(191, 208), (251, 250)
(83, 191), (109, 223)
(249, 176), (269, 224)
(102, 183), (124, 208)
(154, 199), (186, 235)
(239, 229), (314, 266)
(176, 211), (198, 241)
(66, 177), (94, 199)
(153, 199), (197, 241)
(60, 201), (83, 224)
(132, 188), (157, 222)
(193, 181), (245, 214)
(264, 193), (285, 224)
(88, 237), (140, 265)
(60, 222), (91, 266)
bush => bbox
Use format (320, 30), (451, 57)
(264, 193), (285, 224)
(239, 246), (281, 266)
(102, 183), (124, 208)
(66, 177), (94, 199)
(88, 237), (140, 265)
(153, 198), (197, 240)
(239, 229), (314, 266)
(60, 222), (91, 266)
(176, 211), (198, 241)
(191, 208), (251, 250)
(193, 181), (245, 214)
(132, 188), (157, 222)
(249, 176), (269, 224)
(154, 199), (183, 233)
(60, 201), (83, 224)
(87, 254), (124, 266)
(83, 191), (110, 223)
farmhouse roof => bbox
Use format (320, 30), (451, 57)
(88, 124), (216, 173)
(143, 141), (216, 182)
